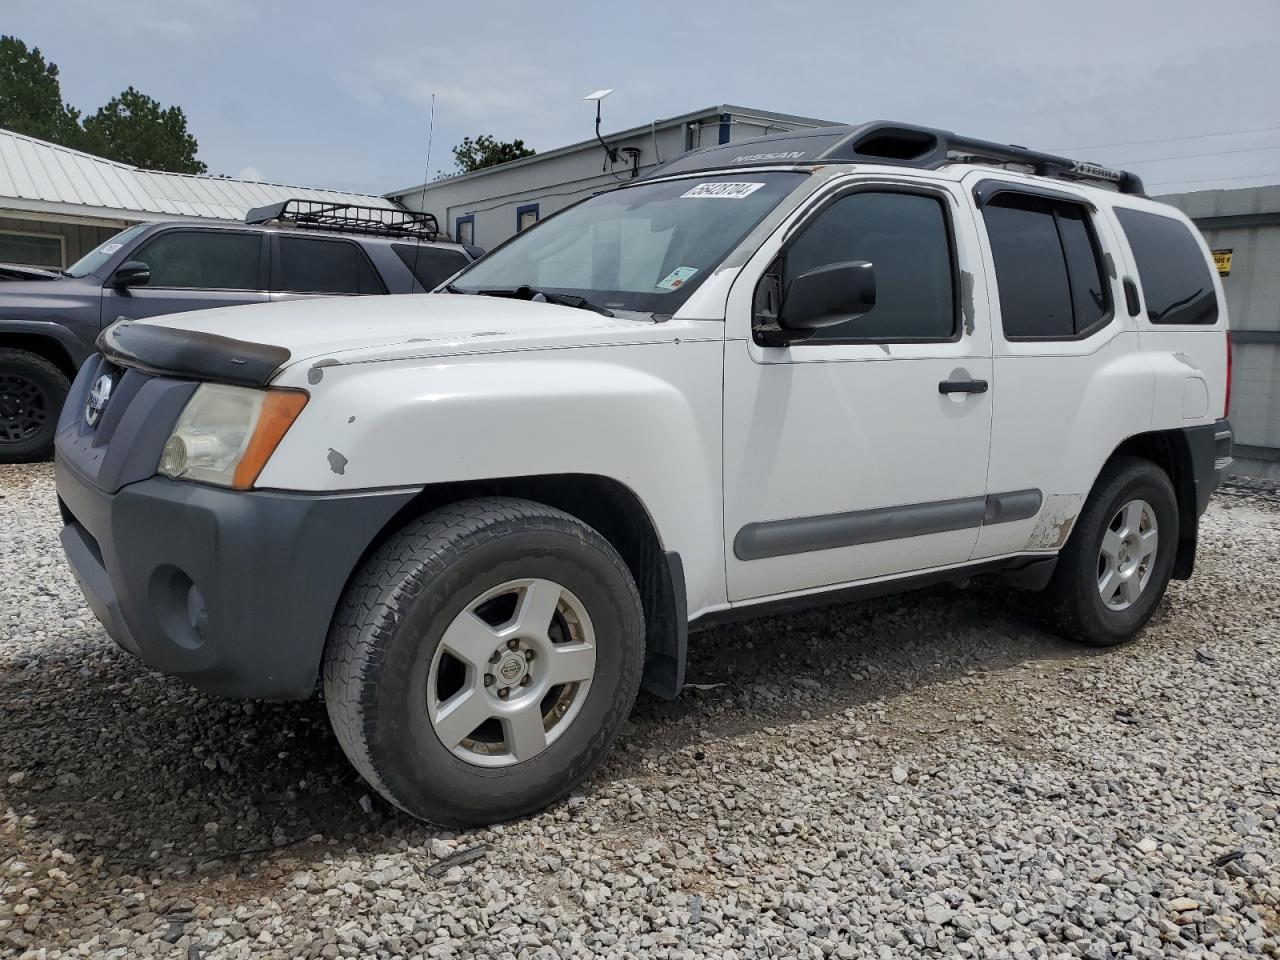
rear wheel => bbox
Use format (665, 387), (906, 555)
(323, 497), (644, 826)
(1043, 456), (1179, 647)
(0, 349), (69, 463)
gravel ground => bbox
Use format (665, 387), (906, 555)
(1, 461), (1277, 960)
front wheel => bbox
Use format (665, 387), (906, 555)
(323, 497), (645, 826)
(1043, 456), (1179, 647)
(0, 349), (70, 463)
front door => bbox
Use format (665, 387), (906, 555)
(723, 179), (995, 601)
(101, 228), (269, 324)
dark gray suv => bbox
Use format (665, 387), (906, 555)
(0, 201), (479, 462)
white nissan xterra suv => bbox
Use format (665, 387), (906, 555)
(54, 121), (1234, 826)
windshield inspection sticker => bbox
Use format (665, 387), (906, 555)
(657, 266), (699, 291)
(99, 243), (122, 254)
(680, 181), (765, 200)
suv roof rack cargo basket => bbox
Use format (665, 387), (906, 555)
(245, 199), (442, 240)
(651, 120), (1145, 195)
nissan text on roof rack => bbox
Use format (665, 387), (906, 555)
(53, 121), (1233, 825)
(0, 199), (479, 462)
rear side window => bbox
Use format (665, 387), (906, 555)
(781, 191), (956, 341)
(393, 243), (470, 290)
(133, 231), (262, 290)
(1114, 208), (1218, 325)
(983, 194), (1110, 339)
(277, 236), (384, 295)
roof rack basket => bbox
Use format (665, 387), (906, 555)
(652, 120), (1146, 194)
(245, 199), (441, 240)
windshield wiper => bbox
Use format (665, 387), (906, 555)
(464, 285), (615, 317)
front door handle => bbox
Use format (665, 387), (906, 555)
(938, 379), (989, 395)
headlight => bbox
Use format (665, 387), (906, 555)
(158, 384), (308, 489)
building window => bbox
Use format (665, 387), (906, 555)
(455, 214), (475, 246)
(516, 203), (540, 233)
(0, 230), (64, 268)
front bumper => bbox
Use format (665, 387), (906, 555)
(54, 455), (417, 700)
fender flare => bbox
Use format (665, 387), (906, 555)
(0, 320), (93, 370)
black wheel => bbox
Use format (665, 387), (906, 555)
(0, 349), (69, 463)
(323, 497), (645, 826)
(1043, 456), (1179, 647)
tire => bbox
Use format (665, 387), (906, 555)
(323, 497), (645, 826)
(0, 349), (70, 463)
(1043, 456), (1179, 647)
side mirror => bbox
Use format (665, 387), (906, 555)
(778, 260), (876, 332)
(112, 261), (151, 288)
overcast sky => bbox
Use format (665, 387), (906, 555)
(8, 0), (1280, 197)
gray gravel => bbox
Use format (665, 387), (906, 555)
(1, 461), (1277, 959)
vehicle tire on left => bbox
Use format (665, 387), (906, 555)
(0, 348), (70, 463)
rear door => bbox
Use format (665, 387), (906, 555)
(268, 234), (386, 301)
(966, 175), (1145, 559)
(102, 228), (269, 323)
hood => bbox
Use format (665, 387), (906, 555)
(140, 293), (673, 368)
(0, 263), (61, 281)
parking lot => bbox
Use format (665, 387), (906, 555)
(0, 461), (1277, 959)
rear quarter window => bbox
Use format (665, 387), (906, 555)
(1114, 208), (1218, 325)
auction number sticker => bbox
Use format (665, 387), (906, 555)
(657, 266), (699, 290)
(680, 182), (765, 199)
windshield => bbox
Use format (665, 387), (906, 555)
(64, 225), (148, 278)
(451, 172), (806, 314)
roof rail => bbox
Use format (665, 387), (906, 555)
(649, 121), (1145, 195)
(245, 199), (441, 240)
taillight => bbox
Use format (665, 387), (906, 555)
(1224, 332), (1233, 419)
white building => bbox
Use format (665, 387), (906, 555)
(0, 127), (398, 269)
(389, 104), (835, 251)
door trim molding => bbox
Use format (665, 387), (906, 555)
(733, 489), (1042, 561)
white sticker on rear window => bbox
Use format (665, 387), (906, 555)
(657, 266), (699, 291)
(680, 182), (765, 200)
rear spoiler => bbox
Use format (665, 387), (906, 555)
(98, 319), (290, 388)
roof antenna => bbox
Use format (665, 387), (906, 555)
(411, 93), (436, 290)
(584, 89), (616, 170)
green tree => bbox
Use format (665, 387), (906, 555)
(81, 86), (205, 174)
(0, 35), (81, 146)
(445, 134), (535, 176)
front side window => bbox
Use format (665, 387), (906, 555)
(1114, 208), (1218, 325)
(132, 231), (262, 290)
(451, 171), (806, 314)
(277, 236), (383, 294)
(778, 191), (956, 341)
(983, 194), (1109, 339)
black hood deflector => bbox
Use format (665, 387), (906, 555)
(98, 319), (290, 387)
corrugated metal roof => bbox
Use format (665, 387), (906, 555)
(0, 126), (397, 222)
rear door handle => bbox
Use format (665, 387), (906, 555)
(938, 379), (989, 395)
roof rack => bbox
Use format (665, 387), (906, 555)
(244, 199), (442, 240)
(650, 121), (1145, 195)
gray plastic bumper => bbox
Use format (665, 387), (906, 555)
(55, 456), (417, 699)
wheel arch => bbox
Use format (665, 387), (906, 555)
(345, 473), (688, 700)
(1097, 429), (1199, 579)
(0, 329), (81, 380)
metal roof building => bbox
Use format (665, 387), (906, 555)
(1160, 185), (1280, 479)
(0, 127), (396, 269)
(390, 104), (835, 251)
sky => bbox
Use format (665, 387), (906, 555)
(7, 0), (1280, 198)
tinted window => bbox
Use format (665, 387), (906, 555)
(133, 231), (261, 290)
(278, 237), (383, 294)
(1114, 208), (1218, 325)
(64, 224), (148, 278)
(984, 195), (1109, 339)
(782, 191), (955, 341)
(393, 243), (470, 290)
